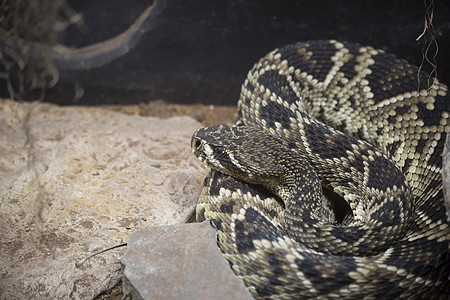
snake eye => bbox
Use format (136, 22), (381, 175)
(214, 146), (223, 155)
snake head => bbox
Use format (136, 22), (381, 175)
(191, 123), (230, 170)
(191, 123), (286, 187)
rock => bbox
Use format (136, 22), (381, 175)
(120, 222), (254, 300)
(0, 99), (205, 299)
(443, 133), (450, 222)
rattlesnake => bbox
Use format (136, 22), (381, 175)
(191, 40), (450, 298)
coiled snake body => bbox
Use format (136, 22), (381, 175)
(191, 40), (450, 298)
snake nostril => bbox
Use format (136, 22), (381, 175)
(195, 138), (201, 149)
(191, 134), (200, 151)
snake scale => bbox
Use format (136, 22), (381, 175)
(191, 40), (450, 298)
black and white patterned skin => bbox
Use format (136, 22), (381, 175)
(191, 40), (450, 299)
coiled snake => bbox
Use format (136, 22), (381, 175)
(191, 40), (449, 298)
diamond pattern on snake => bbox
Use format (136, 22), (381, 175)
(191, 40), (449, 299)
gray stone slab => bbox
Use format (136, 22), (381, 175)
(121, 222), (254, 300)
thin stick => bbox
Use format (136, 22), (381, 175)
(76, 243), (127, 267)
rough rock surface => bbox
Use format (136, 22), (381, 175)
(121, 222), (254, 300)
(0, 99), (205, 299)
(444, 133), (450, 222)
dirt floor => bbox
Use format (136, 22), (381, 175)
(102, 100), (238, 127)
(94, 100), (236, 299)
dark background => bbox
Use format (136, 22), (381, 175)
(2, 0), (450, 105)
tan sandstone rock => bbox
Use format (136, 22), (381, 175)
(0, 99), (205, 299)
